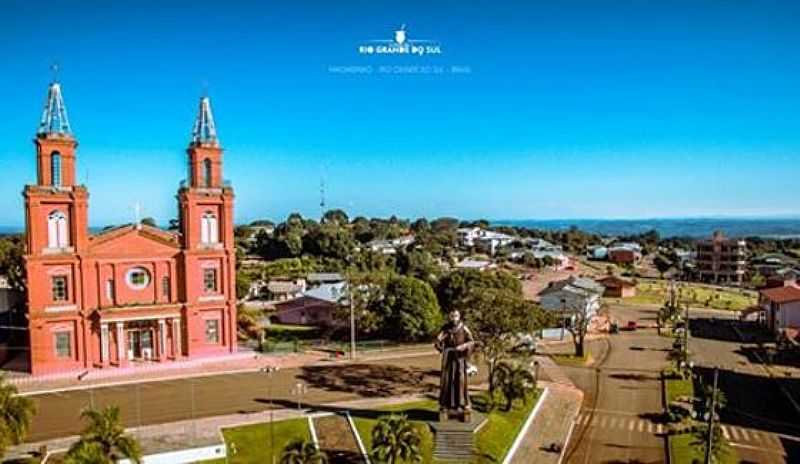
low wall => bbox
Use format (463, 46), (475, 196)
(117, 443), (226, 464)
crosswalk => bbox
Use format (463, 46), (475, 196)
(574, 410), (787, 448)
(574, 411), (665, 435)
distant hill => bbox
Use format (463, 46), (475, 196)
(492, 217), (800, 238)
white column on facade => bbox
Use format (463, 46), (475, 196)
(116, 322), (125, 363)
(159, 319), (167, 360)
(100, 323), (110, 364)
(172, 318), (182, 358)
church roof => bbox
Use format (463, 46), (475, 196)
(89, 223), (179, 248)
(191, 96), (219, 146)
(37, 81), (72, 137)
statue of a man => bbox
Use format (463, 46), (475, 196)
(435, 309), (475, 422)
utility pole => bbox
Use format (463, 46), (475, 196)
(349, 282), (356, 360)
(705, 367), (719, 464)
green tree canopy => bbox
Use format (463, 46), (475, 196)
(65, 406), (141, 464)
(437, 269), (522, 314)
(380, 276), (442, 341)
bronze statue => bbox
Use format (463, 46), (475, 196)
(435, 310), (475, 422)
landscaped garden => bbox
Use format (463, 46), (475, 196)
(202, 389), (541, 464)
(619, 280), (756, 311)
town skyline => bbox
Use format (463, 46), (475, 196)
(1, 1), (799, 226)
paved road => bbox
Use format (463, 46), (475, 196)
(25, 353), (492, 442)
(558, 305), (669, 464)
(688, 314), (800, 463)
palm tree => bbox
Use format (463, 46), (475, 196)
(493, 362), (536, 411)
(64, 441), (111, 464)
(370, 414), (421, 464)
(0, 375), (36, 459)
(280, 438), (328, 464)
(65, 405), (142, 464)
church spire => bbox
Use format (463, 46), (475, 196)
(37, 80), (72, 138)
(191, 96), (219, 147)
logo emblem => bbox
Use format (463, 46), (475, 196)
(395, 25), (406, 45)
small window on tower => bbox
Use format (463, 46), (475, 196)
(47, 210), (69, 249)
(52, 276), (68, 302)
(200, 212), (219, 244)
(203, 268), (218, 293)
(203, 158), (212, 188)
(54, 331), (72, 357)
(51, 152), (62, 186)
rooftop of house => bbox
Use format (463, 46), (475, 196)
(307, 272), (345, 283)
(760, 284), (800, 304)
(305, 282), (348, 303)
(539, 276), (605, 298)
(597, 275), (636, 288)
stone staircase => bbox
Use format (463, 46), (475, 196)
(433, 428), (476, 462)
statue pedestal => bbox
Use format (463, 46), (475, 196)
(429, 412), (487, 462)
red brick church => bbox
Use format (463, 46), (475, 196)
(23, 80), (237, 375)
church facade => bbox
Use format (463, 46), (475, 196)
(23, 81), (237, 375)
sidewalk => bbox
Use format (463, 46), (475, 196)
(10, 345), (438, 395)
(507, 355), (583, 464)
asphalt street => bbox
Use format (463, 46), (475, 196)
(559, 305), (668, 464)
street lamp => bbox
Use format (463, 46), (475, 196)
(261, 366), (280, 464)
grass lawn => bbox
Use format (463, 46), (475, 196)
(221, 417), (311, 464)
(474, 391), (541, 463)
(264, 323), (320, 340)
(665, 374), (694, 404)
(619, 280), (756, 311)
(549, 352), (593, 368)
(669, 432), (739, 464)
(351, 391), (542, 463)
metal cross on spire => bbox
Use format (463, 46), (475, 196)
(37, 64), (72, 137)
(191, 95), (219, 146)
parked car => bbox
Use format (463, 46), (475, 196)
(626, 320), (638, 331)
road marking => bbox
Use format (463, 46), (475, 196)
(599, 416), (607, 428)
(637, 421), (644, 433)
(657, 423), (663, 434)
(740, 428), (750, 441)
(729, 426), (740, 440)
(608, 417), (618, 429)
(647, 422), (654, 433)
(628, 420), (635, 432)
(721, 425), (730, 439)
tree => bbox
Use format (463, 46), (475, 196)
(280, 438), (328, 464)
(321, 209), (349, 226)
(370, 414), (422, 464)
(64, 442), (112, 464)
(0, 376), (36, 459)
(380, 276), (442, 341)
(436, 269), (522, 314)
(395, 250), (442, 284)
(653, 254), (673, 278)
(337, 271), (391, 336)
(65, 406), (142, 464)
(0, 236), (26, 292)
(493, 361), (537, 411)
(462, 289), (548, 401)
(562, 299), (595, 358)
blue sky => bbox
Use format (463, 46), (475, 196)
(0, 0), (798, 227)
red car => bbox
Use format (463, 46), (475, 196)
(626, 320), (638, 331)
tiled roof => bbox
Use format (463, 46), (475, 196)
(760, 285), (800, 304)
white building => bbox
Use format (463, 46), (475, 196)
(456, 227), (515, 255)
(367, 235), (416, 255)
(759, 284), (800, 336)
(455, 258), (496, 271)
(538, 276), (604, 319)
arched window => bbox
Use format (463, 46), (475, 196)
(47, 210), (69, 248)
(51, 152), (62, 187)
(200, 212), (219, 244)
(202, 158), (212, 188)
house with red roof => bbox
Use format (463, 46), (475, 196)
(759, 284), (800, 335)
